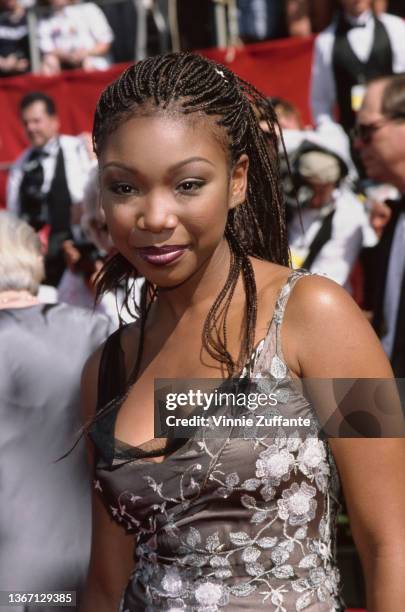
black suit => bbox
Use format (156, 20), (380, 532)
(371, 200), (405, 376)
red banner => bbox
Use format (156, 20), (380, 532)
(0, 37), (315, 206)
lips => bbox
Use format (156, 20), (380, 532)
(137, 245), (189, 266)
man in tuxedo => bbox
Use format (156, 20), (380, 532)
(354, 74), (405, 376)
(7, 92), (92, 286)
(310, 0), (405, 131)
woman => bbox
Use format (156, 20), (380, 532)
(80, 53), (405, 611)
(0, 211), (111, 610)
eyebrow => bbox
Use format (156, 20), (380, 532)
(102, 156), (216, 173)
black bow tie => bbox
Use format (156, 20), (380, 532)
(29, 148), (49, 161)
(338, 15), (367, 35)
(344, 19), (366, 30)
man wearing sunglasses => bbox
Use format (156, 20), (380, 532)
(354, 74), (405, 376)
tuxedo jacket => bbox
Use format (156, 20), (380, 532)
(372, 201), (405, 377)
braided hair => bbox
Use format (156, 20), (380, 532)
(93, 52), (289, 379)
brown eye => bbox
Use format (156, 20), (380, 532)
(110, 183), (137, 195)
(178, 180), (205, 194)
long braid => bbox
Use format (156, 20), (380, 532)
(93, 52), (289, 380)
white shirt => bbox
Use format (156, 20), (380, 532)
(310, 10), (405, 126)
(381, 211), (405, 358)
(38, 3), (113, 71)
(6, 134), (93, 216)
(288, 187), (368, 290)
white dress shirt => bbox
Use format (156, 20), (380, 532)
(288, 187), (368, 290)
(310, 10), (405, 126)
(38, 2), (113, 71)
(381, 211), (405, 358)
(6, 134), (93, 216)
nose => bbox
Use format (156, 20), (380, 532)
(136, 192), (178, 233)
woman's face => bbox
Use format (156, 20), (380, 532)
(99, 113), (248, 288)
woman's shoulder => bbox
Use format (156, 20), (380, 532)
(252, 258), (353, 311)
(251, 261), (387, 377)
(281, 273), (392, 378)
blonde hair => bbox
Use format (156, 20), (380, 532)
(0, 211), (44, 294)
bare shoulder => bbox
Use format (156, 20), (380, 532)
(283, 274), (393, 378)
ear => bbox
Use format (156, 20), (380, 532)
(229, 154), (249, 210)
(53, 115), (61, 134)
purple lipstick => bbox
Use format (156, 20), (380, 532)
(137, 245), (189, 266)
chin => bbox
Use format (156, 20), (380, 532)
(143, 269), (197, 290)
(128, 257), (195, 289)
(362, 160), (382, 182)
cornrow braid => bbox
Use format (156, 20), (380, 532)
(94, 51), (289, 380)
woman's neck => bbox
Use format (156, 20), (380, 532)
(0, 290), (40, 310)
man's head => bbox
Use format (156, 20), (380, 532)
(20, 92), (60, 148)
(269, 97), (302, 131)
(354, 75), (405, 190)
(296, 150), (342, 208)
(339, 0), (372, 17)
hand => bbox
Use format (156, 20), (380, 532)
(0, 54), (23, 73)
(69, 48), (88, 66)
(369, 200), (391, 239)
(41, 53), (61, 76)
(15, 57), (29, 72)
(62, 240), (81, 271)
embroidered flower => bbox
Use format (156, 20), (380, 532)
(277, 482), (317, 526)
(256, 445), (295, 486)
(194, 581), (229, 610)
(161, 567), (184, 598)
(297, 438), (327, 476)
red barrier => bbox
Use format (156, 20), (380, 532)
(0, 37), (315, 206)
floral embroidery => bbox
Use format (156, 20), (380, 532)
(277, 482), (317, 526)
(96, 271), (343, 611)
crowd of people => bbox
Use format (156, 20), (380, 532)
(2, 0), (405, 78)
(0, 0), (405, 611)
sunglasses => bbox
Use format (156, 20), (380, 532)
(351, 113), (405, 144)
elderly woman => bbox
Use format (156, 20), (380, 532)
(0, 211), (111, 610)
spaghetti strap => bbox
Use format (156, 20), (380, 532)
(96, 327), (127, 412)
(273, 269), (312, 360)
(252, 269), (311, 379)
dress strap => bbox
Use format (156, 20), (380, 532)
(252, 269), (311, 379)
(273, 269), (311, 326)
(273, 269), (311, 361)
(96, 326), (127, 412)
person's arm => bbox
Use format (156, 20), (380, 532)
(79, 350), (134, 612)
(284, 276), (405, 611)
(84, 3), (114, 52)
(380, 13), (405, 74)
(285, 0), (312, 38)
(86, 41), (111, 57)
